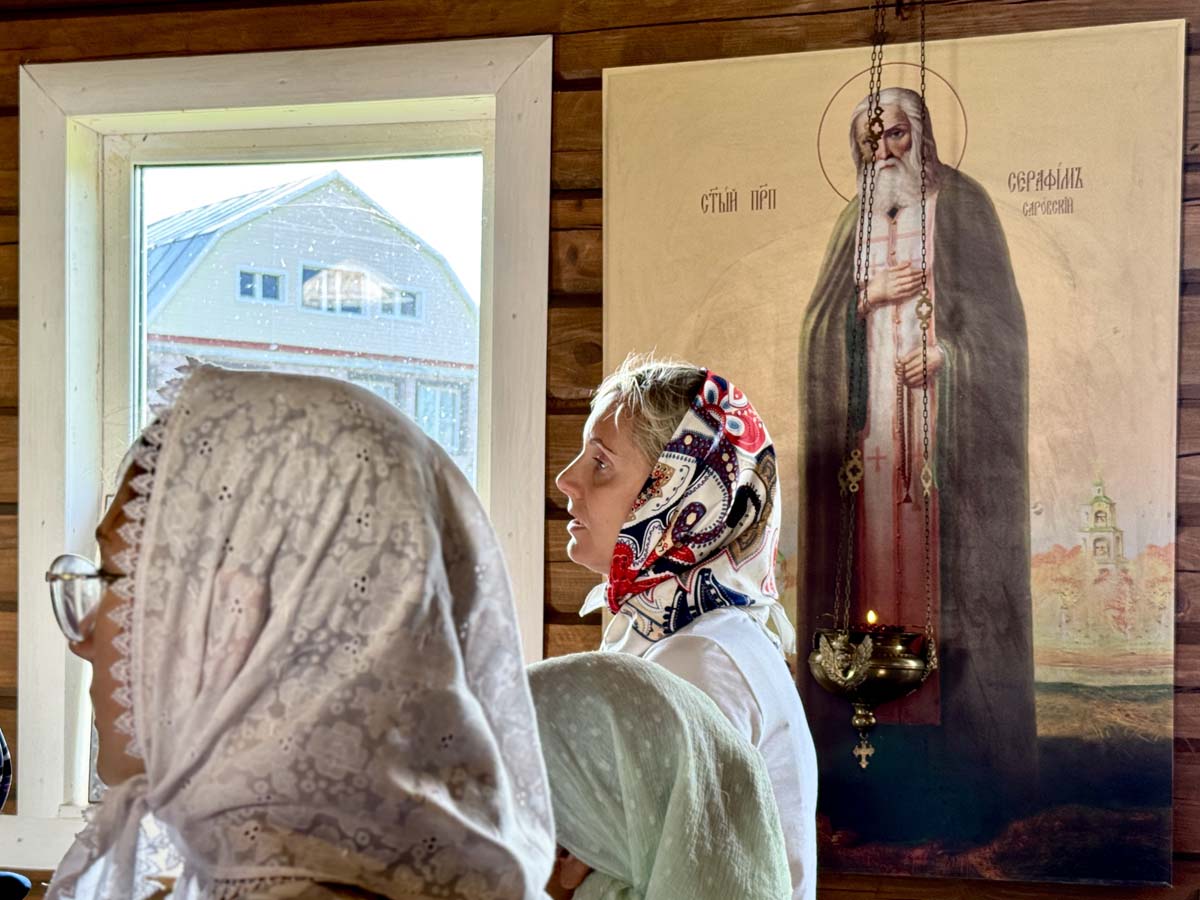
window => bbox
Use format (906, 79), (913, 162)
(15, 35), (550, 862)
(382, 287), (420, 319)
(238, 269), (285, 303)
(301, 266), (372, 316)
(416, 382), (464, 453)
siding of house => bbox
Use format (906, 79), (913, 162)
(150, 180), (478, 366)
(0, 2), (1195, 897)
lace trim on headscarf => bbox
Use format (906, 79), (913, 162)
(106, 363), (194, 760)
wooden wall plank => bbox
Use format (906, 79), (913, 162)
(1178, 572), (1200, 626)
(1179, 528), (1200, 573)
(555, 2), (1199, 84)
(1177, 690), (1200, 740)
(544, 622), (600, 658)
(1185, 199), (1198, 275)
(550, 192), (602, 231)
(1180, 405), (1200, 457)
(1177, 644), (1200, 689)
(552, 91), (601, 152)
(0, 611), (14, 692)
(0, 514), (15, 605)
(549, 229), (602, 295)
(0, 414), (14, 504)
(0, 322), (17, 408)
(0, 1), (890, 108)
(551, 151), (602, 191)
(547, 306), (601, 410)
(0, 116), (13, 212)
(0, 244), (14, 311)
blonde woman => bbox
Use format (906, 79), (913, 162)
(555, 356), (817, 900)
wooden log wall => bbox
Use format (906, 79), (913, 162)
(0, 1), (1193, 896)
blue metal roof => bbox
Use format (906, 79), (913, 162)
(143, 169), (478, 322)
(144, 173), (335, 317)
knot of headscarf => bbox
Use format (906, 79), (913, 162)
(598, 371), (795, 653)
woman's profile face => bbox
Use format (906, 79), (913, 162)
(555, 401), (654, 575)
(67, 469), (146, 786)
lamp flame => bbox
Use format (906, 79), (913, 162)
(866, 609), (878, 626)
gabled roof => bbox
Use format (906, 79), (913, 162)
(146, 172), (336, 316)
(144, 170), (477, 322)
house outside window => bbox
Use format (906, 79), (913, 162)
(144, 167), (482, 483)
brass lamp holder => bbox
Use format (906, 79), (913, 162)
(809, 626), (935, 769)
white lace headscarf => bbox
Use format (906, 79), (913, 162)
(48, 365), (556, 900)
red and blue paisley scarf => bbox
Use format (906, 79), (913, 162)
(587, 371), (796, 654)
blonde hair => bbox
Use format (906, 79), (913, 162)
(591, 353), (706, 464)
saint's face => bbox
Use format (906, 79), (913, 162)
(856, 104), (913, 168)
(555, 402), (653, 576)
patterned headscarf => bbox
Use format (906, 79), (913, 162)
(49, 366), (555, 900)
(585, 371), (795, 655)
(528, 652), (791, 900)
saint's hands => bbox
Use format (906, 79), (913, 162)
(898, 343), (945, 388)
(863, 262), (924, 312)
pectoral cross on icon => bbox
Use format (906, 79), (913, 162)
(866, 448), (887, 473)
(853, 737), (875, 770)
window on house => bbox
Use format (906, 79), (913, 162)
(301, 266), (371, 315)
(415, 382), (465, 454)
(382, 287), (420, 319)
(238, 270), (285, 303)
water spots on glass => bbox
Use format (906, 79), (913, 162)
(139, 157), (483, 485)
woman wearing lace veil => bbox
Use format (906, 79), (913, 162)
(43, 365), (556, 899)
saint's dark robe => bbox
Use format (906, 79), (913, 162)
(799, 167), (1037, 844)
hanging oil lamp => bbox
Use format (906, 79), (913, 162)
(807, 0), (938, 770)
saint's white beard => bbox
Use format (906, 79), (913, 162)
(860, 151), (921, 214)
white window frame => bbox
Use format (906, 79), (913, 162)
(237, 267), (287, 305)
(11, 36), (551, 865)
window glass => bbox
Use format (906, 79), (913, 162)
(261, 273), (281, 301)
(140, 157), (483, 483)
(400, 292), (419, 318)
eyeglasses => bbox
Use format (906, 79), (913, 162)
(45, 554), (122, 643)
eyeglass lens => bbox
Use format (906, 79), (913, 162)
(48, 554), (105, 643)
